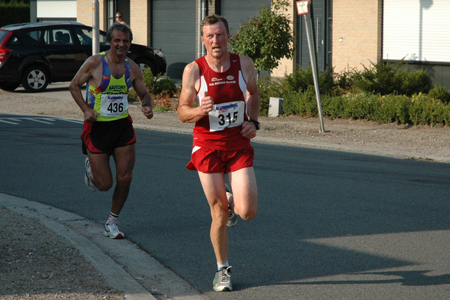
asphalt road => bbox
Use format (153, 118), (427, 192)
(1, 105), (450, 299)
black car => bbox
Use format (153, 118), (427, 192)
(0, 22), (166, 92)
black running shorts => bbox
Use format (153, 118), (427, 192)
(81, 116), (136, 155)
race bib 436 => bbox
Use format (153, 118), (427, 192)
(100, 94), (129, 117)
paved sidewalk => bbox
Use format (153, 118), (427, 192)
(0, 193), (206, 300)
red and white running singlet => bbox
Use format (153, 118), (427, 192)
(193, 53), (250, 151)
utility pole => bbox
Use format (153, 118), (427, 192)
(92, 0), (100, 55)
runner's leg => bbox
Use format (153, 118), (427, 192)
(87, 150), (113, 191)
(198, 172), (229, 264)
(110, 144), (136, 215)
(227, 167), (258, 221)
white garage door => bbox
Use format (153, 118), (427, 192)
(37, 0), (76, 19)
(383, 0), (450, 63)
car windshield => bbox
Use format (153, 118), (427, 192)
(73, 27), (108, 46)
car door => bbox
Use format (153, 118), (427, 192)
(42, 27), (85, 81)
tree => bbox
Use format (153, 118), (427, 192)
(229, 0), (294, 80)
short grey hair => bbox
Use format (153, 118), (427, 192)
(106, 23), (133, 43)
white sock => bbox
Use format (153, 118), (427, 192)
(217, 261), (229, 271)
(107, 212), (119, 223)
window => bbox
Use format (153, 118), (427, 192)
(6, 35), (22, 46)
(73, 27), (108, 46)
(25, 30), (43, 45)
(107, 0), (117, 28)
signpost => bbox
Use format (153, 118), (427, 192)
(296, 0), (325, 133)
(92, 0), (100, 55)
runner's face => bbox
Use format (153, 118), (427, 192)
(201, 22), (229, 59)
(109, 30), (131, 56)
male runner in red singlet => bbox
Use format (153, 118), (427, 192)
(178, 14), (260, 292)
(69, 23), (153, 239)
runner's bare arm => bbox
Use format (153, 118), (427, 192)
(178, 62), (214, 123)
(69, 55), (102, 123)
(240, 56), (260, 139)
(129, 60), (153, 120)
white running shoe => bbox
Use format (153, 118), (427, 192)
(104, 221), (125, 239)
(226, 184), (237, 227)
(84, 157), (97, 192)
(213, 266), (233, 292)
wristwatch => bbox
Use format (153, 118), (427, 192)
(249, 119), (261, 130)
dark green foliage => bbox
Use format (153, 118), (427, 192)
(408, 94), (445, 126)
(260, 57), (449, 126)
(282, 86), (317, 116)
(229, 0), (294, 79)
(128, 69), (179, 110)
(153, 77), (178, 97)
(142, 68), (177, 97)
(352, 61), (403, 95)
(0, 1), (29, 28)
(351, 60), (431, 96)
(282, 66), (334, 96)
(428, 85), (450, 104)
(333, 68), (357, 93)
(401, 69), (431, 96)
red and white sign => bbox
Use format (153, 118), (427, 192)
(296, 0), (310, 15)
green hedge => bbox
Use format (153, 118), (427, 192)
(261, 60), (450, 126)
(0, 2), (30, 28)
(283, 91), (450, 126)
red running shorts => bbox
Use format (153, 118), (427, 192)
(186, 146), (254, 173)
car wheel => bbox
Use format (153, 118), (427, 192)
(0, 82), (20, 91)
(21, 66), (49, 93)
(135, 59), (156, 75)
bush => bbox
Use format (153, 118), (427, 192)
(282, 65), (334, 96)
(128, 68), (179, 110)
(142, 68), (177, 97)
(352, 61), (403, 95)
(400, 69), (431, 96)
(282, 86), (317, 116)
(428, 85), (450, 104)
(333, 67), (357, 95)
(408, 94), (446, 126)
(287, 89), (450, 127)
(349, 60), (432, 97)
(154, 77), (178, 97)
(257, 59), (446, 127)
(374, 95), (411, 124)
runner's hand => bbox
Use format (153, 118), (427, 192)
(200, 91), (214, 115)
(240, 121), (257, 139)
(142, 105), (154, 119)
(84, 108), (98, 123)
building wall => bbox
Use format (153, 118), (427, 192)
(77, 0), (106, 31)
(271, 4), (296, 80)
(332, 0), (382, 73)
(130, 0), (149, 45)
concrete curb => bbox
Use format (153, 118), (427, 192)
(0, 193), (206, 300)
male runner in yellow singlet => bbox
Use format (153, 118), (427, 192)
(69, 23), (153, 239)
